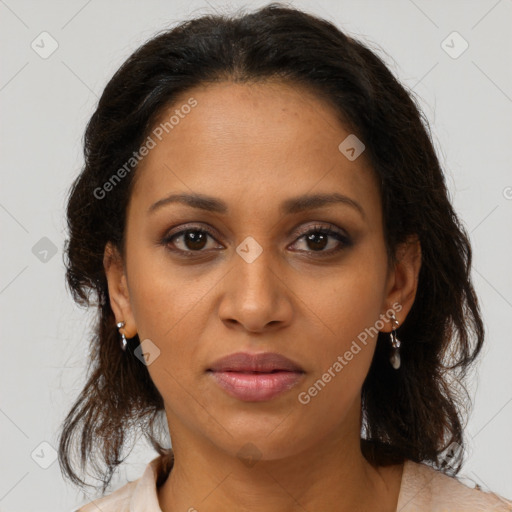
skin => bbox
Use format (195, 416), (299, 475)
(104, 80), (422, 512)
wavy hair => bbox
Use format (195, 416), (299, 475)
(58, 2), (484, 494)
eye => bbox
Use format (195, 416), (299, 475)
(161, 223), (351, 257)
(163, 226), (222, 254)
(290, 224), (351, 255)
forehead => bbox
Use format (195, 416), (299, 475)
(129, 80), (379, 220)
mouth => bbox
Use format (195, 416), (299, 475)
(207, 369), (305, 402)
(207, 351), (304, 373)
(207, 352), (305, 402)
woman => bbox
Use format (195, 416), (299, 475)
(58, 3), (512, 511)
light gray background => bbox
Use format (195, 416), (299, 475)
(1, 0), (511, 510)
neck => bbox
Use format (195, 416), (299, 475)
(157, 404), (403, 512)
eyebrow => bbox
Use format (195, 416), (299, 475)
(148, 192), (365, 219)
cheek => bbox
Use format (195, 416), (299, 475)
(124, 250), (207, 391)
(305, 255), (386, 346)
(293, 253), (387, 401)
(292, 307), (380, 433)
(126, 242), (213, 341)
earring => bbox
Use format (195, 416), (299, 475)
(117, 321), (128, 351)
(389, 312), (401, 370)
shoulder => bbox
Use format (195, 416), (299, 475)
(74, 479), (137, 512)
(399, 459), (512, 512)
(74, 451), (173, 512)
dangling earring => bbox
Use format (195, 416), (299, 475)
(389, 311), (401, 370)
(117, 321), (128, 351)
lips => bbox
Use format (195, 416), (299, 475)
(207, 352), (305, 402)
(207, 351), (304, 373)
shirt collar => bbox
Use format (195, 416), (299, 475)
(130, 451), (173, 512)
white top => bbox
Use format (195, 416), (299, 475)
(75, 454), (512, 511)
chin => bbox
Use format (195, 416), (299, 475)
(203, 417), (321, 464)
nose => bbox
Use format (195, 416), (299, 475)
(218, 250), (293, 334)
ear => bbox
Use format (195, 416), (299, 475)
(380, 235), (422, 332)
(103, 241), (137, 338)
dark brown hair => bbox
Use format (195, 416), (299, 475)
(58, 2), (484, 494)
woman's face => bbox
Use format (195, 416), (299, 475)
(105, 80), (419, 462)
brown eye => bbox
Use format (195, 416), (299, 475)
(304, 231), (330, 251)
(291, 225), (352, 255)
(163, 227), (221, 254)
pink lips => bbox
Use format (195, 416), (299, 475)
(207, 352), (305, 402)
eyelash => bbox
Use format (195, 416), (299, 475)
(161, 223), (352, 258)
